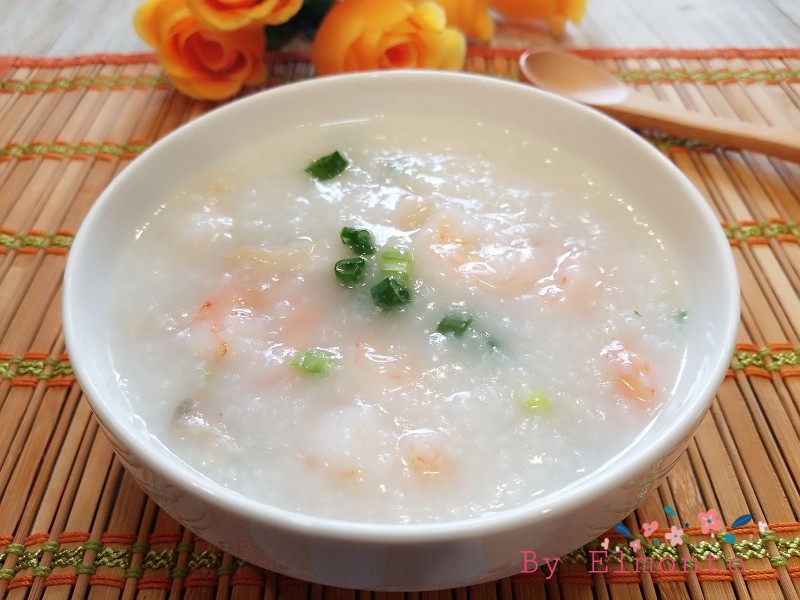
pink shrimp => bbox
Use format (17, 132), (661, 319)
(424, 225), (554, 297)
(398, 429), (451, 476)
(534, 244), (602, 313)
(394, 195), (436, 231)
(188, 243), (325, 363)
(416, 205), (585, 301)
(600, 339), (656, 405)
(302, 405), (395, 484)
(350, 341), (412, 383)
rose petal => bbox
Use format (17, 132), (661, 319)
(187, 0), (301, 30)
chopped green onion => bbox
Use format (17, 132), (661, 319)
(379, 246), (413, 281)
(304, 150), (349, 180)
(673, 308), (688, 323)
(340, 227), (376, 255)
(483, 334), (502, 352)
(291, 349), (337, 375)
(334, 257), (366, 286)
(436, 311), (473, 336)
(519, 388), (553, 415)
(371, 276), (411, 309)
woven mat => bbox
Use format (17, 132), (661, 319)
(1, 47), (800, 599)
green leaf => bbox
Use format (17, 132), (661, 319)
(265, 0), (336, 49)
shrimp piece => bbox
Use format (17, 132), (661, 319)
(189, 299), (232, 362)
(600, 340), (655, 405)
(171, 397), (240, 462)
(189, 283), (281, 362)
(535, 243), (601, 313)
(190, 283), (323, 362)
(188, 240), (324, 363)
(465, 245), (546, 293)
(429, 238), (559, 299)
(395, 195), (436, 231)
(225, 237), (315, 273)
(303, 405), (395, 484)
(398, 428), (451, 476)
(351, 341), (412, 384)
(419, 206), (559, 297)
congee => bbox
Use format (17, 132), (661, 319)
(109, 114), (688, 524)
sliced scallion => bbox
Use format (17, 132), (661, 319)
(334, 257), (366, 286)
(305, 150), (349, 180)
(379, 246), (413, 281)
(371, 276), (411, 309)
(519, 388), (553, 415)
(291, 349), (337, 375)
(436, 311), (473, 336)
(483, 334), (503, 353)
(340, 227), (376, 255)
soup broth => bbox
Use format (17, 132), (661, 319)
(109, 115), (688, 524)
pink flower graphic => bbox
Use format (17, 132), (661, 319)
(665, 525), (684, 547)
(642, 521), (659, 537)
(629, 539), (642, 552)
(698, 509), (724, 534)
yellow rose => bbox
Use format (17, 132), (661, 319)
(185, 0), (303, 31)
(434, 0), (495, 44)
(311, 0), (467, 75)
(134, 0), (267, 100)
(488, 0), (588, 36)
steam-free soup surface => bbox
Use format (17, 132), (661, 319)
(109, 115), (688, 524)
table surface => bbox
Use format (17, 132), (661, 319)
(2, 2), (800, 600)
(2, 0), (800, 54)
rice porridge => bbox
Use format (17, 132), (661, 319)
(108, 115), (688, 524)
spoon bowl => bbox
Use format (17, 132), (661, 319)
(519, 49), (629, 106)
(518, 49), (800, 162)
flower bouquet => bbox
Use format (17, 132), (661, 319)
(134, 0), (589, 101)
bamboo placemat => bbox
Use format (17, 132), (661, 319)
(1, 47), (800, 600)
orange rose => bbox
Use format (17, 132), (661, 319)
(134, 0), (267, 100)
(311, 0), (466, 75)
(434, 0), (495, 44)
(488, 0), (588, 36)
(185, 0), (303, 30)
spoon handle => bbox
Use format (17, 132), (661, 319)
(598, 91), (800, 163)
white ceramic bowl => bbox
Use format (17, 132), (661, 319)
(62, 71), (739, 591)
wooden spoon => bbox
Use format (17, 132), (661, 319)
(518, 49), (800, 163)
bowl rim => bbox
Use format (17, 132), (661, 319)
(62, 69), (740, 543)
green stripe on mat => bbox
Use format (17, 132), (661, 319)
(0, 230), (73, 253)
(617, 69), (800, 84)
(0, 356), (73, 383)
(0, 141), (149, 160)
(1, 59), (796, 94)
(0, 74), (171, 93)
